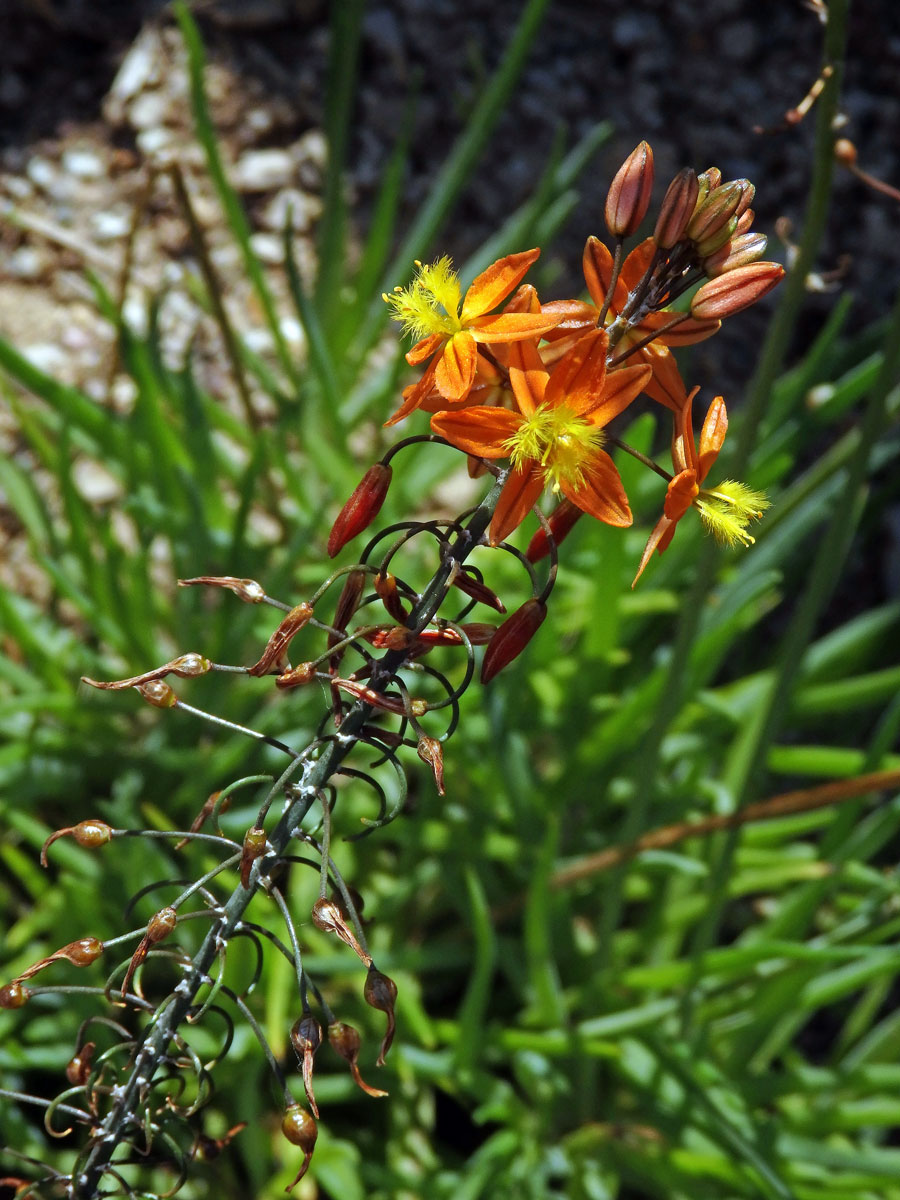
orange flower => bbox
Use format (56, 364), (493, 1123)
(542, 237), (720, 411)
(632, 388), (767, 585)
(383, 251), (562, 424)
(431, 329), (651, 545)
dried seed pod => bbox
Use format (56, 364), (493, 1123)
(691, 261), (785, 320)
(41, 819), (113, 867)
(327, 463), (393, 558)
(526, 498), (584, 563)
(137, 680), (177, 708)
(0, 981), (30, 1008)
(275, 662), (317, 690)
(248, 603), (315, 677)
(605, 140), (654, 237)
(311, 898), (372, 966)
(290, 1014), (323, 1118)
(364, 965), (398, 1066)
(281, 1103), (317, 1192)
(327, 1021), (388, 1098)
(66, 1041), (96, 1086)
(121, 907), (177, 998)
(332, 677), (428, 718)
(16, 937), (104, 981)
(417, 736), (445, 796)
(374, 571), (407, 622)
(179, 575), (267, 603)
(240, 827), (268, 888)
(330, 569), (366, 644)
(481, 599), (547, 684)
(653, 168), (700, 249)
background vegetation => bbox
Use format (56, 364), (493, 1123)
(3, 1), (900, 1196)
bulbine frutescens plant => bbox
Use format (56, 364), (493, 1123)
(1, 144), (782, 1197)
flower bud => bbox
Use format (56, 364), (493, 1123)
(240, 827), (268, 888)
(327, 463), (392, 558)
(450, 569), (506, 613)
(702, 231), (768, 277)
(691, 262), (785, 320)
(364, 965), (398, 1066)
(481, 599), (547, 684)
(605, 141), (654, 237)
(653, 168), (700, 249)
(0, 981), (30, 1008)
(686, 180), (746, 247)
(526, 499), (584, 563)
(416, 735), (445, 795)
(137, 680), (177, 708)
(281, 1103), (317, 1192)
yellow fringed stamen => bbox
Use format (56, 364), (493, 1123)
(383, 256), (462, 341)
(505, 405), (605, 493)
(694, 479), (769, 547)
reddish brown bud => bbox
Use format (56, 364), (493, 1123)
(240, 827), (268, 888)
(364, 965), (398, 1066)
(417, 735), (445, 796)
(290, 1014), (323, 1118)
(526, 499), (584, 563)
(248, 603), (315, 677)
(481, 599), (547, 684)
(137, 680), (177, 708)
(328, 1021), (388, 1098)
(0, 981), (30, 1008)
(179, 575), (267, 603)
(374, 571), (407, 622)
(653, 168), (700, 249)
(327, 463), (392, 558)
(702, 231), (769, 277)
(605, 141), (654, 237)
(330, 569), (366, 642)
(311, 898), (372, 966)
(281, 1103), (317, 1192)
(66, 1041), (96, 1086)
(41, 819), (113, 867)
(451, 570), (506, 613)
(691, 261), (785, 320)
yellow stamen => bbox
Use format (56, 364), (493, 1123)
(505, 405), (605, 492)
(384, 256), (462, 341)
(694, 479), (769, 547)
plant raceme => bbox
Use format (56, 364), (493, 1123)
(2, 142), (781, 1197)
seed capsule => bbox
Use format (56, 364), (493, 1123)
(0, 981), (30, 1008)
(281, 1103), (317, 1193)
(364, 965), (399, 1065)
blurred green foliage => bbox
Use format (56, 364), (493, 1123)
(3, 0), (900, 1197)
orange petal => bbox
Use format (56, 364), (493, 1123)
(698, 395), (728, 482)
(502, 283), (542, 314)
(384, 357), (439, 426)
(435, 332), (477, 401)
(640, 345), (688, 412)
(563, 449), (631, 526)
(632, 513), (675, 586)
(663, 469), (699, 521)
(539, 298), (599, 344)
(460, 248), (540, 323)
(582, 363), (652, 424)
(582, 236), (627, 313)
(507, 338), (549, 417)
(489, 463), (545, 544)
(671, 386), (701, 474)
(469, 312), (563, 343)
(618, 237), (657, 292)
(544, 328), (608, 413)
(406, 332), (445, 366)
(430, 406), (521, 458)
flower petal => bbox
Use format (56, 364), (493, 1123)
(489, 463), (545, 545)
(618, 237), (657, 292)
(581, 363), (652, 424)
(632, 513), (675, 586)
(406, 332), (445, 366)
(435, 331), (477, 401)
(671, 387), (701, 474)
(507, 338), (549, 417)
(640, 345), (688, 412)
(563, 448), (631, 526)
(460, 249), (540, 322)
(430, 406), (522, 458)
(544, 328), (608, 413)
(582, 236), (627, 313)
(384, 357), (439, 426)
(539, 299), (598, 343)
(469, 312), (562, 343)
(663, 468), (699, 521)
(697, 395), (728, 482)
